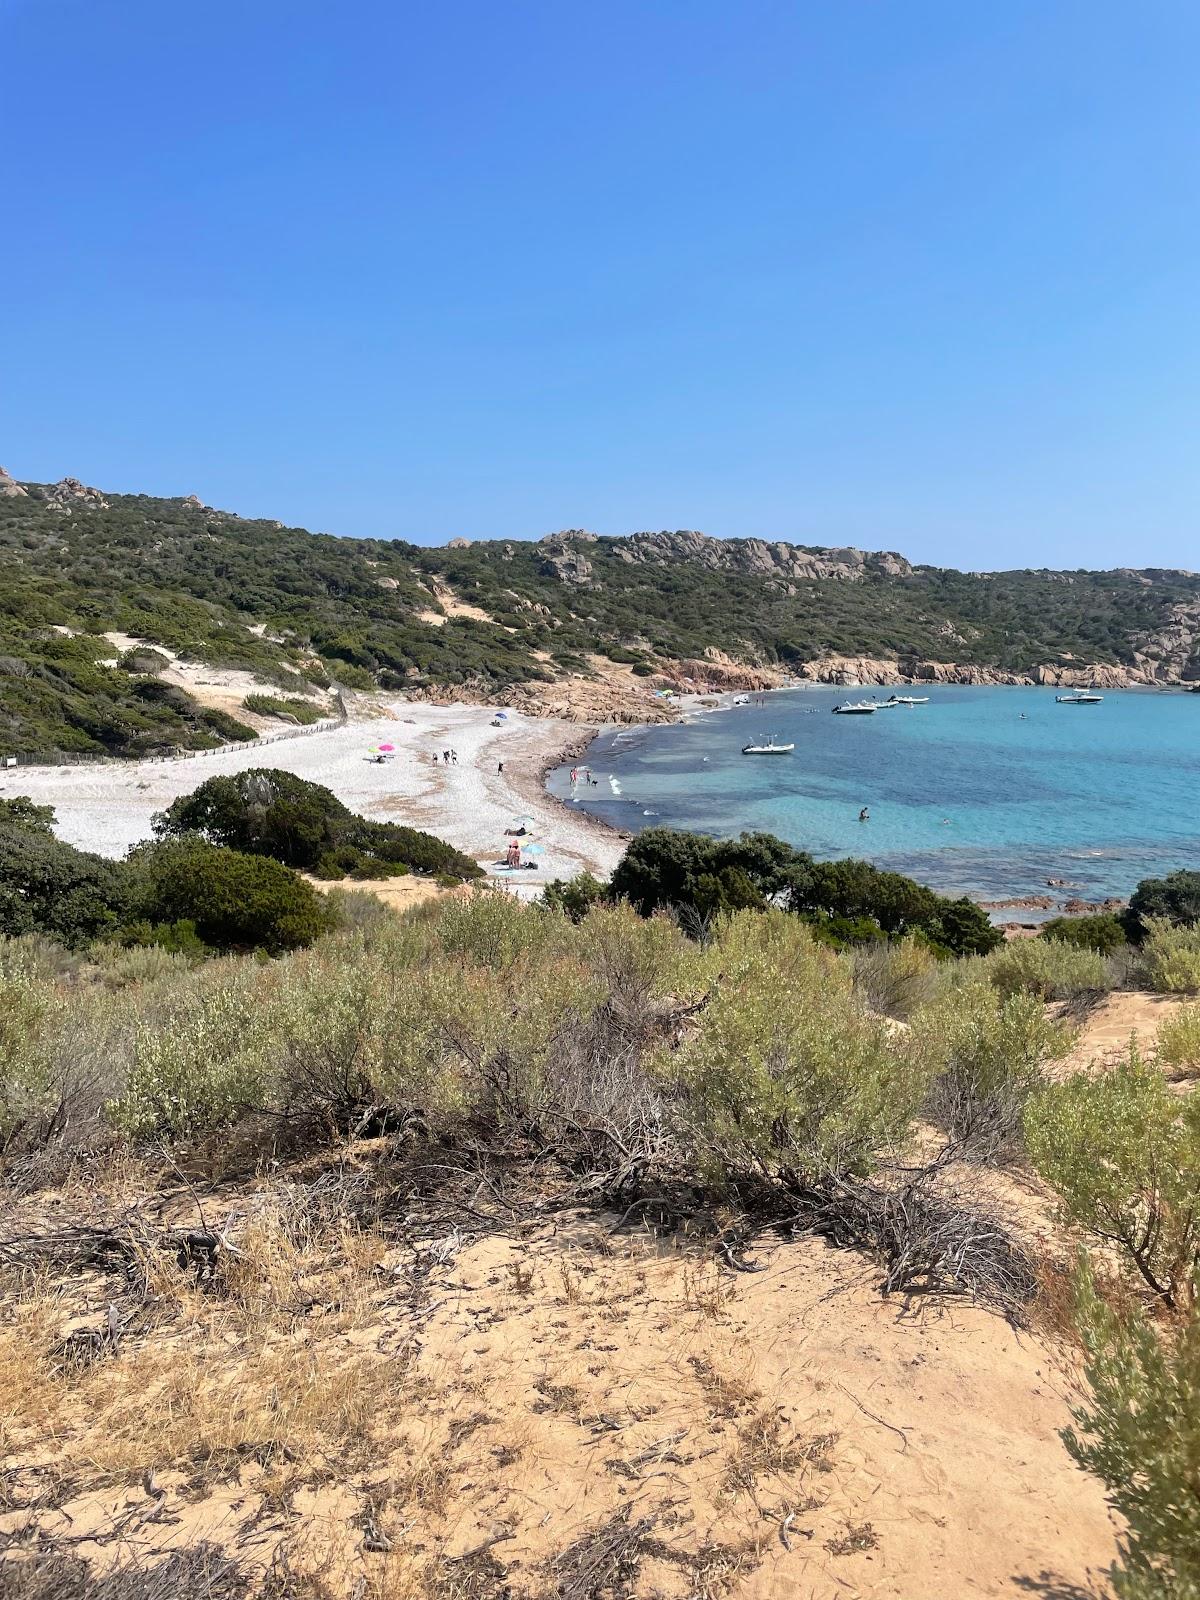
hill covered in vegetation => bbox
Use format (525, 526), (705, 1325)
(3, 466), (1199, 757)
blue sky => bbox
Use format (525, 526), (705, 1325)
(2, 1), (1197, 567)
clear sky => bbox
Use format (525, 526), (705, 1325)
(2, 1), (1197, 567)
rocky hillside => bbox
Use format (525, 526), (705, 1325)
(2, 467), (1199, 756)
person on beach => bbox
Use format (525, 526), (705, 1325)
(451, 749), (458, 765)
(497, 760), (504, 774)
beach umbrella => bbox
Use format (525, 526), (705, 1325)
(378, 742), (395, 751)
(521, 842), (545, 856)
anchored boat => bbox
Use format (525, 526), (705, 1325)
(1055, 691), (1104, 704)
(741, 734), (794, 754)
(886, 694), (929, 705)
(832, 701), (877, 715)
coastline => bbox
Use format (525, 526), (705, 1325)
(1, 700), (627, 886)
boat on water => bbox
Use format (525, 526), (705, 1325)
(741, 735), (794, 754)
(886, 694), (929, 705)
(832, 701), (877, 715)
(1055, 691), (1104, 704)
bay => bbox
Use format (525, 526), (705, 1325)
(546, 685), (1200, 902)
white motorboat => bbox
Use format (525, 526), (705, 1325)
(886, 694), (929, 705)
(1055, 691), (1104, 704)
(741, 735), (794, 754)
(832, 701), (877, 715)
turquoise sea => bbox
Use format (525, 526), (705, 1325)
(546, 685), (1200, 903)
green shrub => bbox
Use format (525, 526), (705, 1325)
(109, 971), (271, 1138)
(155, 769), (482, 881)
(1136, 919), (1200, 994)
(804, 914), (887, 950)
(133, 839), (338, 955)
(542, 872), (608, 923)
(983, 936), (1112, 1000)
(199, 707), (258, 742)
(1025, 1049), (1200, 1309)
(242, 693), (325, 725)
(1041, 912), (1127, 954)
(666, 911), (930, 1182)
(1123, 871), (1200, 943)
(916, 982), (1073, 1155)
(0, 796), (132, 948)
(1065, 1264), (1200, 1600)
(1155, 1004), (1200, 1076)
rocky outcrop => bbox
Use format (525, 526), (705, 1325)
(447, 537), (472, 549)
(33, 477), (110, 513)
(793, 654), (1197, 689)
(540, 548), (594, 585)
(612, 531), (912, 583)
(0, 467), (27, 498)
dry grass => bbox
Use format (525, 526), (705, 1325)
(721, 1410), (837, 1500)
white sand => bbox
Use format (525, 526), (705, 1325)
(1, 702), (624, 887)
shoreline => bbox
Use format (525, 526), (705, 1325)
(0, 700), (627, 888)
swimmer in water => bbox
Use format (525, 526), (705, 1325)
(859, 807), (870, 822)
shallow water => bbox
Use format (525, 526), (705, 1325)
(546, 685), (1200, 901)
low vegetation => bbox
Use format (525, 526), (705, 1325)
(242, 691), (327, 724)
(2, 802), (1200, 1594)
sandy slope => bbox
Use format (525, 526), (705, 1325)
(0, 1184), (1119, 1599)
(1, 701), (624, 884)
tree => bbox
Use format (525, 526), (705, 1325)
(609, 828), (813, 919)
(155, 768), (482, 881)
(133, 839), (339, 954)
(1123, 871), (1200, 943)
(155, 769), (350, 867)
(0, 796), (132, 947)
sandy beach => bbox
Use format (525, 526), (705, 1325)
(1, 701), (626, 887)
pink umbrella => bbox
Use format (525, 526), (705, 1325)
(378, 742), (395, 751)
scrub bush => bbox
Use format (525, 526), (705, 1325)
(983, 936), (1112, 1001)
(1136, 920), (1200, 994)
(916, 982), (1074, 1156)
(109, 968), (271, 1139)
(1065, 1265), (1200, 1600)
(1026, 1049), (1200, 1310)
(666, 911), (931, 1182)
(1155, 1004), (1200, 1076)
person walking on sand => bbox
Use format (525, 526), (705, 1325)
(451, 749), (458, 765)
(497, 760), (504, 774)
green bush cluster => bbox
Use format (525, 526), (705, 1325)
(604, 828), (1000, 956)
(1040, 912), (1128, 953)
(242, 693), (326, 724)
(1135, 919), (1200, 994)
(154, 769), (483, 882)
(0, 794), (337, 957)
